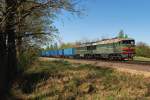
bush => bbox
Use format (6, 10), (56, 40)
(136, 42), (150, 58)
(17, 47), (40, 72)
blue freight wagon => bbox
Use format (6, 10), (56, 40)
(47, 50), (52, 56)
(45, 51), (50, 56)
(41, 51), (46, 57)
(58, 49), (64, 56)
(63, 48), (76, 57)
(50, 50), (58, 56)
(50, 50), (54, 56)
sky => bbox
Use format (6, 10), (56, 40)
(54, 0), (150, 45)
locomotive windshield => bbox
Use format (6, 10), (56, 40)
(122, 40), (135, 45)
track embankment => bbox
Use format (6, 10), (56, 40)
(39, 57), (150, 77)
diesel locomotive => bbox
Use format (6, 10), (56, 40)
(41, 38), (135, 60)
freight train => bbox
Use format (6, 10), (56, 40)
(41, 38), (135, 60)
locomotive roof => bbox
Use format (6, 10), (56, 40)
(93, 38), (134, 45)
(77, 38), (134, 47)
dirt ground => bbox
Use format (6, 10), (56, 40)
(39, 57), (150, 77)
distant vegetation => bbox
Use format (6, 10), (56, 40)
(44, 42), (76, 51)
(134, 56), (150, 62)
(11, 60), (150, 99)
(136, 42), (150, 58)
(118, 30), (129, 38)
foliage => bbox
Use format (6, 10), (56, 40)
(59, 42), (75, 49)
(134, 56), (150, 61)
(17, 46), (40, 72)
(11, 60), (150, 100)
(45, 42), (59, 50)
(124, 34), (128, 38)
(0, 0), (82, 45)
(136, 42), (150, 58)
(44, 42), (76, 50)
(118, 30), (129, 38)
(0, 0), (83, 72)
(0, 0), (83, 97)
(0, 0), (83, 57)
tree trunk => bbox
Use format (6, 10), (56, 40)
(5, 0), (17, 88)
(7, 26), (17, 86)
(0, 32), (7, 98)
(0, 0), (17, 98)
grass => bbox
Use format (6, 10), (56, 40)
(11, 60), (150, 100)
(134, 56), (150, 62)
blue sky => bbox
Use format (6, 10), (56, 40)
(54, 0), (150, 44)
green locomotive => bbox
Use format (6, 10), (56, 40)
(75, 38), (135, 60)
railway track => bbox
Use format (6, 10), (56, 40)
(125, 60), (150, 65)
(61, 58), (150, 66)
(98, 60), (150, 66)
(40, 56), (150, 65)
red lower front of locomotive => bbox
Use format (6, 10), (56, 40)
(122, 47), (135, 60)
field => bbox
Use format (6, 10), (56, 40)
(11, 60), (150, 100)
(134, 56), (150, 62)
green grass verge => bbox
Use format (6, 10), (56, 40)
(12, 60), (150, 100)
(134, 56), (150, 62)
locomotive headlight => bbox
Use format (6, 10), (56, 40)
(131, 41), (134, 45)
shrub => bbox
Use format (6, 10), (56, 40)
(17, 47), (40, 72)
(136, 42), (150, 58)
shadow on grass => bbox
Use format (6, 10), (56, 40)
(17, 60), (72, 94)
(13, 60), (130, 100)
(19, 72), (50, 94)
(11, 60), (150, 99)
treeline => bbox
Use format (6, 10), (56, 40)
(44, 42), (76, 50)
(136, 42), (150, 58)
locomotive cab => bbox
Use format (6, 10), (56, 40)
(121, 39), (135, 60)
(122, 40), (135, 46)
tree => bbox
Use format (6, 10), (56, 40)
(124, 34), (128, 38)
(118, 30), (125, 38)
(0, 0), (82, 98)
(118, 30), (129, 39)
(59, 42), (75, 49)
(136, 42), (150, 58)
(0, 0), (17, 98)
